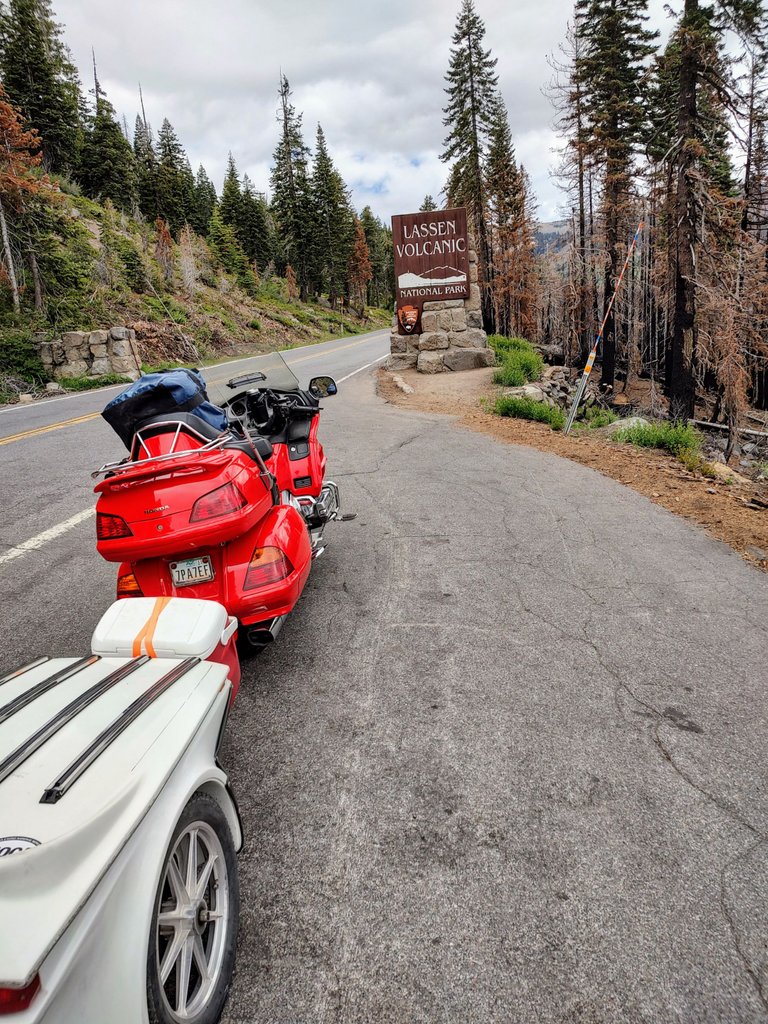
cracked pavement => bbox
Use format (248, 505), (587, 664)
(220, 371), (768, 1024)
(1, 343), (767, 1023)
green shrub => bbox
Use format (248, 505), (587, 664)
(676, 449), (718, 478)
(114, 237), (147, 291)
(257, 277), (287, 302)
(614, 420), (701, 457)
(141, 360), (191, 374)
(59, 373), (133, 391)
(493, 361), (527, 387)
(495, 395), (565, 430)
(583, 407), (618, 428)
(489, 335), (544, 388)
(144, 295), (187, 324)
(488, 334), (531, 355)
(0, 328), (47, 385)
(248, 318), (261, 331)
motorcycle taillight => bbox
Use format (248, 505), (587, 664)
(97, 512), (133, 540)
(0, 974), (40, 1014)
(244, 547), (293, 590)
(190, 482), (247, 523)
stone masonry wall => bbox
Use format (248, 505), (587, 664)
(37, 327), (142, 382)
(388, 245), (494, 374)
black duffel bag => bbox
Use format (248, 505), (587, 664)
(102, 368), (228, 450)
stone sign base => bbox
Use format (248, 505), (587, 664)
(387, 248), (493, 374)
(37, 327), (142, 382)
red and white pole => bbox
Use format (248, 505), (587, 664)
(563, 221), (645, 435)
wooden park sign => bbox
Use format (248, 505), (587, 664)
(392, 207), (470, 335)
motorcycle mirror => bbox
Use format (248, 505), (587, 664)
(308, 375), (338, 399)
(227, 371), (267, 389)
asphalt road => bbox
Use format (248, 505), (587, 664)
(3, 329), (768, 1022)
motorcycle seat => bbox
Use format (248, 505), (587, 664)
(223, 434), (274, 463)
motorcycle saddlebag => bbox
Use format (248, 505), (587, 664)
(102, 368), (228, 450)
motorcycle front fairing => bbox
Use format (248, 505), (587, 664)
(218, 353), (327, 496)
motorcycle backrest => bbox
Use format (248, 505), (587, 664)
(130, 413), (224, 461)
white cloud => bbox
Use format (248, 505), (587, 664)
(54, 0), (670, 225)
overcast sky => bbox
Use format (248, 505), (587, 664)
(56, 0), (673, 225)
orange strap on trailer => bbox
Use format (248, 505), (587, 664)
(132, 597), (172, 657)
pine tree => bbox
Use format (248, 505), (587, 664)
(133, 114), (159, 221)
(575, 0), (656, 387)
(310, 124), (354, 302)
(219, 153), (241, 228)
(485, 95), (538, 338)
(190, 164), (217, 236)
(239, 175), (272, 271)
(0, 0), (82, 173)
(420, 194), (438, 211)
(348, 217), (373, 312)
(549, 23), (595, 364)
(441, 0), (499, 330)
(285, 263), (299, 300)
(656, 0), (764, 418)
(79, 95), (136, 211)
(155, 118), (192, 234)
(154, 216), (173, 283)
(270, 74), (313, 298)
(0, 86), (47, 311)
(207, 207), (256, 294)
(360, 205), (394, 309)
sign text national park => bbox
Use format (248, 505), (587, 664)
(392, 208), (470, 333)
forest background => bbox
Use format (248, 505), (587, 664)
(1, 0), (767, 443)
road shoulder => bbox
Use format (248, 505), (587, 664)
(377, 367), (768, 574)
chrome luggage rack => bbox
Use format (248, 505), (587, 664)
(91, 420), (229, 480)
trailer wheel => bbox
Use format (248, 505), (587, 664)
(147, 792), (239, 1024)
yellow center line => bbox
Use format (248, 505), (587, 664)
(0, 411), (101, 446)
(206, 336), (381, 385)
(286, 336), (379, 365)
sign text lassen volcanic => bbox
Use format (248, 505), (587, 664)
(395, 219), (467, 259)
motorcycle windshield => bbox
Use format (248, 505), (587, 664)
(223, 351), (301, 398)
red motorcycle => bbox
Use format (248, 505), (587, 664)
(93, 354), (343, 649)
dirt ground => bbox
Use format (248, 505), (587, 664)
(377, 366), (768, 573)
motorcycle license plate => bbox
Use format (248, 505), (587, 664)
(170, 556), (214, 587)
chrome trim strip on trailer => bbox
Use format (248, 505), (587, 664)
(40, 657), (200, 804)
(0, 656), (101, 727)
(0, 656), (51, 687)
(0, 657), (150, 788)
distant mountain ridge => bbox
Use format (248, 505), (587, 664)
(535, 220), (570, 257)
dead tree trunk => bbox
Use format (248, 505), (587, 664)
(27, 244), (42, 312)
(669, 0), (699, 421)
(0, 197), (20, 313)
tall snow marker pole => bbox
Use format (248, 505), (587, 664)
(563, 220), (645, 435)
